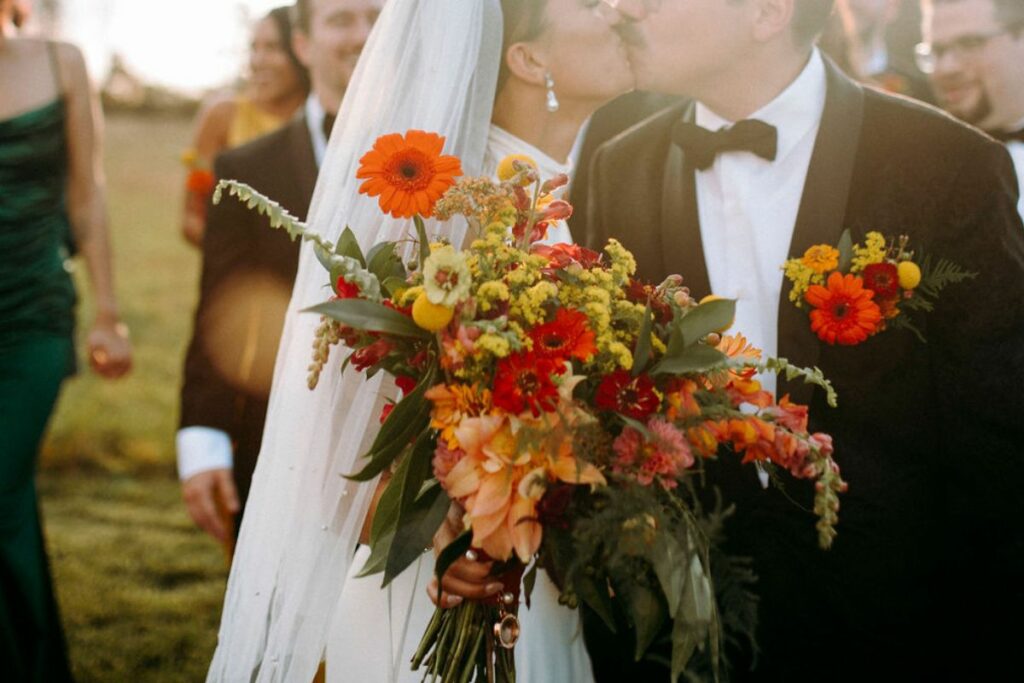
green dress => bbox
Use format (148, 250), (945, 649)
(0, 96), (77, 682)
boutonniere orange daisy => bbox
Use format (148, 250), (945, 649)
(783, 230), (976, 345)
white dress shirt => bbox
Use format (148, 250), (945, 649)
(1007, 140), (1024, 221)
(695, 50), (827, 402)
(177, 95), (325, 481)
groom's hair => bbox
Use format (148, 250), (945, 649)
(294, 0), (311, 34)
(497, 0), (548, 93)
(792, 0), (837, 47)
(925, 0), (1024, 26)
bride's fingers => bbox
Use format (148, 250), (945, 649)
(427, 578), (463, 608)
(440, 572), (504, 601)
(444, 557), (492, 582)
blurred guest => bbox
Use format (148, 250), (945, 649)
(181, 6), (310, 247)
(921, 0), (1024, 217)
(0, 2), (132, 680)
(178, 0), (381, 549)
(834, 0), (936, 100)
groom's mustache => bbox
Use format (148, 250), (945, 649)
(614, 22), (645, 51)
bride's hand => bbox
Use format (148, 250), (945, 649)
(427, 503), (504, 608)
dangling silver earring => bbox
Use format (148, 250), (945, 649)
(544, 71), (560, 113)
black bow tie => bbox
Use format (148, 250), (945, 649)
(990, 128), (1024, 144)
(672, 118), (778, 171)
(322, 112), (337, 140)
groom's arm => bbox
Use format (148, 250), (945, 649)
(929, 137), (1024, 666)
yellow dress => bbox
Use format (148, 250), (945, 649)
(226, 96), (290, 148)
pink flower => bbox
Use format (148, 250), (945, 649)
(612, 419), (693, 490)
(432, 441), (465, 481)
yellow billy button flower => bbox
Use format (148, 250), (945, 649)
(898, 261), (922, 290)
(497, 154), (538, 186)
(412, 292), (454, 332)
(699, 294), (735, 333)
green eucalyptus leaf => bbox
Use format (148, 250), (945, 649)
(625, 582), (669, 662)
(414, 215), (431, 268)
(522, 563), (539, 609)
(435, 531), (473, 584)
(335, 227), (366, 266)
(652, 534), (689, 612)
(631, 303), (655, 377)
(575, 575), (617, 634)
(677, 299), (736, 346)
(356, 528), (395, 578)
(670, 617), (702, 682)
(384, 481), (450, 586)
(306, 299), (429, 339)
(837, 230), (854, 272)
(381, 276), (409, 298)
(348, 366), (435, 481)
(651, 344), (727, 376)
(367, 242), (406, 282)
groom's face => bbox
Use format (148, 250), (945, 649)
(296, 0), (383, 99)
(626, 0), (755, 96)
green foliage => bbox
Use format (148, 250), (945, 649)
(306, 298), (429, 338)
(348, 365), (436, 481)
(917, 255), (977, 300)
(837, 229), (854, 272)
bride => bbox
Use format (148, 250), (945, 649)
(207, 1), (644, 681)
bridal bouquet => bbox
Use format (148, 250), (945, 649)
(215, 130), (845, 682)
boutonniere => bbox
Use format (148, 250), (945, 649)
(782, 230), (976, 345)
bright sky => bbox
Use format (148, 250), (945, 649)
(56, 0), (285, 94)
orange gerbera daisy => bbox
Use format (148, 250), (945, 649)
(356, 130), (462, 218)
(805, 272), (882, 346)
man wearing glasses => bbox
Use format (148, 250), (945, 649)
(920, 0), (1024, 217)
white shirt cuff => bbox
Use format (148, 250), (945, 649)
(176, 427), (233, 481)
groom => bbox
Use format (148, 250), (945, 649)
(580, 0), (1024, 680)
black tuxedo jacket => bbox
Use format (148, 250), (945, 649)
(180, 115), (316, 509)
(567, 91), (678, 236)
(580, 61), (1024, 681)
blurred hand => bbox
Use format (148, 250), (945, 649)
(182, 468), (239, 543)
(87, 320), (132, 378)
(427, 503), (503, 608)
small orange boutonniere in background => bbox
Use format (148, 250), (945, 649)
(783, 230), (976, 345)
(181, 148), (216, 196)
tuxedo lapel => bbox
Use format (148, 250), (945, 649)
(660, 102), (711, 296)
(777, 59), (865, 405)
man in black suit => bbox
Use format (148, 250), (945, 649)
(580, 0), (1024, 680)
(178, 0), (382, 545)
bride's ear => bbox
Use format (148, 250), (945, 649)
(503, 42), (549, 88)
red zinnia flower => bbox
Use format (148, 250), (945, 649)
(356, 130), (462, 218)
(595, 371), (660, 420)
(350, 339), (394, 372)
(334, 275), (361, 299)
(493, 352), (565, 417)
(861, 262), (900, 299)
(395, 375), (418, 395)
(529, 309), (597, 362)
(805, 272), (883, 345)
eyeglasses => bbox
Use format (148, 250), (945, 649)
(915, 22), (1024, 74)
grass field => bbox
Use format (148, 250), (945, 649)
(39, 112), (228, 681)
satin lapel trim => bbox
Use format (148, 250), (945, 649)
(289, 114), (319, 214)
(777, 60), (866, 406)
(660, 102), (711, 296)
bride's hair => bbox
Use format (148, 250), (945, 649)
(497, 0), (548, 92)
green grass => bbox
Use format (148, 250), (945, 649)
(38, 112), (227, 681)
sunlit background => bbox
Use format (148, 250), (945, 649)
(33, 0), (286, 93)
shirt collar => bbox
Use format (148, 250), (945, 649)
(305, 94), (328, 168)
(695, 49), (827, 165)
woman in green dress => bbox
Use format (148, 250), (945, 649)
(1, 2), (132, 679)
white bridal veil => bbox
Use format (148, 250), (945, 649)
(206, 1), (503, 681)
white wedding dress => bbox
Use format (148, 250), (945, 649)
(324, 125), (593, 683)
